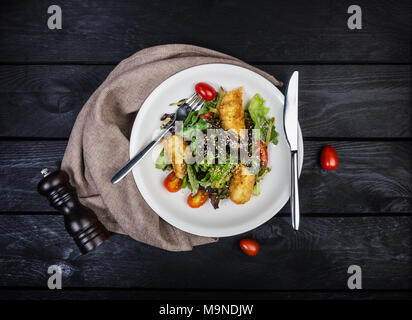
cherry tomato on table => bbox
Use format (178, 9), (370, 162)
(163, 172), (182, 193)
(199, 112), (213, 119)
(187, 189), (209, 208)
(259, 140), (268, 167)
(320, 145), (339, 170)
(195, 82), (216, 101)
(239, 238), (260, 256)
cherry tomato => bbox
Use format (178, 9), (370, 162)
(199, 112), (213, 119)
(320, 145), (339, 170)
(195, 82), (216, 101)
(187, 189), (209, 208)
(259, 140), (268, 167)
(163, 172), (182, 193)
(239, 238), (260, 256)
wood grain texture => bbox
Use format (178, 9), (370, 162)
(0, 140), (411, 213)
(0, 289), (411, 300)
(0, 215), (410, 290)
(0, 64), (410, 138)
(0, 65), (112, 138)
(0, 0), (411, 299)
(0, 0), (410, 63)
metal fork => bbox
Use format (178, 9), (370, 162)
(110, 93), (205, 184)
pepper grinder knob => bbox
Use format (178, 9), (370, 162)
(37, 168), (111, 254)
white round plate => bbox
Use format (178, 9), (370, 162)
(130, 63), (303, 237)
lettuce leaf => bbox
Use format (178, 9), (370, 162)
(187, 164), (199, 195)
(248, 93), (269, 126)
(155, 149), (169, 169)
(248, 94), (278, 145)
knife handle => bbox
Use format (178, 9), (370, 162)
(290, 150), (300, 230)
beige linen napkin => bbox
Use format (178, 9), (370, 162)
(61, 44), (282, 251)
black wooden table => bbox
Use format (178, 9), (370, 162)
(0, 0), (411, 300)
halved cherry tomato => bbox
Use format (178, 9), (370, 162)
(187, 189), (209, 208)
(163, 172), (182, 193)
(239, 238), (260, 256)
(199, 112), (213, 119)
(320, 145), (339, 170)
(195, 82), (216, 101)
(259, 140), (268, 167)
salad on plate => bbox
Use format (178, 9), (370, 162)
(155, 83), (278, 209)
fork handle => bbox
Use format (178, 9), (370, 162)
(290, 150), (300, 230)
(111, 125), (172, 184)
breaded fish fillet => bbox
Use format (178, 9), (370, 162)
(229, 164), (256, 204)
(219, 87), (246, 138)
(161, 135), (190, 179)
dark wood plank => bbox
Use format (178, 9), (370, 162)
(1, 289), (411, 300)
(0, 215), (410, 290)
(0, 65), (112, 138)
(0, 140), (411, 214)
(0, 64), (410, 138)
(0, 0), (410, 63)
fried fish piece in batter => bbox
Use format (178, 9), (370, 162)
(229, 164), (256, 204)
(161, 135), (190, 179)
(219, 87), (246, 138)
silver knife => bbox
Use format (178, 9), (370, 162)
(283, 71), (300, 230)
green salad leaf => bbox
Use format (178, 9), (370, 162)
(182, 117), (210, 141)
(253, 181), (260, 196)
(156, 89), (277, 209)
(181, 174), (188, 189)
(187, 164), (199, 195)
(247, 94), (278, 145)
(209, 161), (236, 189)
(155, 149), (169, 169)
(248, 93), (269, 125)
(198, 172), (211, 187)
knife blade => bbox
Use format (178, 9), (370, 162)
(283, 71), (300, 230)
(284, 71), (299, 151)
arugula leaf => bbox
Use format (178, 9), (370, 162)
(199, 172), (211, 187)
(183, 110), (199, 127)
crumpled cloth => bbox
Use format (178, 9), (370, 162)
(61, 44), (281, 251)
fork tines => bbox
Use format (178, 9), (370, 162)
(186, 93), (205, 112)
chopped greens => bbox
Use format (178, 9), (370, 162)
(209, 161), (236, 189)
(156, 86), (278, 209)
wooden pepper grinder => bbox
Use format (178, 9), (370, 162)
(37, 168), (111, 254)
